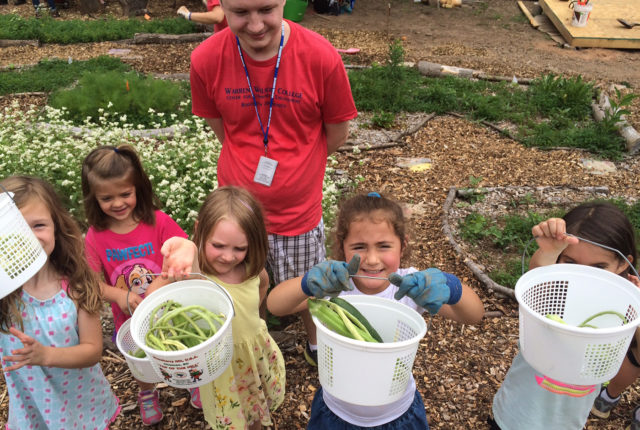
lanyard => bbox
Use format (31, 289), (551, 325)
(236, 22), (285, 154)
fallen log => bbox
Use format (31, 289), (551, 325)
(442, 187), (516, 299)
(592, 91), (640, 154)
(133, 32), (212, 44)
(0, 39), (40, 48)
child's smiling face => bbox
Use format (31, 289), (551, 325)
(342, 211), (404, 295)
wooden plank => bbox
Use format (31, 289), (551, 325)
(539, 0), (640, 49)
(517, 1), (540, 29)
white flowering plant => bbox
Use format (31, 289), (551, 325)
(1, 103), (351, 234)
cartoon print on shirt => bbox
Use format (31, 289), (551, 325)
(113, 263), (155, 296)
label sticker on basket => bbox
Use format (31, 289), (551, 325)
(534, 375), (596, 397)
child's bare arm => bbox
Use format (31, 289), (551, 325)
(100, 280), (141, 315)
(529, 218), (579, 269)
(3, 309), (103, 371)
(266, 276), (309, 316)
(437, 282), (484, 324)
(258, 268), (270, 307)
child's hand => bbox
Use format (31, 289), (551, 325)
(301, 255), (360, 298)
(177, 5), (190, 19)
(532, 218), (579, 254)
(390, 269), (462, 315)
(115, 288), (142, 315)
(628, 274), (640, 288)
(2, 327), (48, 371)
(161, 237), (197, 279)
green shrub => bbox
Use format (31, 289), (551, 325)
(48, 71), (191, 128)
(0, 56), (129, 95)
(0, 14), (197, 43)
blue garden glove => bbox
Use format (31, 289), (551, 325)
(301, 254), (360, 298)
(389, 268), (462, 315)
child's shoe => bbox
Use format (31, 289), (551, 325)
(138, 389), (163, 425)
(591, 386), (620, 419)
(304, 341), (317, 367)
(627, 405), (640, 430)
(189, 388), (202, 409)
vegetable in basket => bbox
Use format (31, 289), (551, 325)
(545, 311), (628, 328)
(145, 300), (226, 351)
(128, 348), (147, 358)
(308, 298), (381, 343)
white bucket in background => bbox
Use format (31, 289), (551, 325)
(571, 3), (593, 27)
(0, 192), (46, 299)
(312, 295), (427, 406)
(515, 264), (640, 385)
(116, 319), (162, 383)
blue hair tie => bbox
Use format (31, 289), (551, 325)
(113, 147), (119, 154)
(367, 192), (381, 198)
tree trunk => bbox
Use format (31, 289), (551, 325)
(118, 0), (148, 16)
(79, 0), (102, 15)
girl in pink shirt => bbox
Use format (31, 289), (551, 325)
(81, 144), (191, 426)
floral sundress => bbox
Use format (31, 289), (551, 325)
(199, 274), (285, 429)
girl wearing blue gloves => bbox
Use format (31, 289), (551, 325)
(267, 192), (484, 429)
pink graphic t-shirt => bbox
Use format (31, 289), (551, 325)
(84, 210), (187, 332)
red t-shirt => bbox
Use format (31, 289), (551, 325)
(84, 210), (188, 331)
(206, 0), (227, 33)
(190, 21), (357, 236)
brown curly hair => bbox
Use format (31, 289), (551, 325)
(331, 192), (411, 263)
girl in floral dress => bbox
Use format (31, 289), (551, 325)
(0, 176), (120, 430)
(152, 186), (286, 430)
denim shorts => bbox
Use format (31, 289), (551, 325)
(307, 387), (430, 430)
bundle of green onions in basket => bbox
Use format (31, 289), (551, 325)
(144, 300), (226, 351)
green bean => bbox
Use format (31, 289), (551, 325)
(144, 300), (226, 351)
(579, 310), (628, 327)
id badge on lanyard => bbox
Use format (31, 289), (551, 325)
(254, 156), (278, 186)
(236, 23), (285, 188)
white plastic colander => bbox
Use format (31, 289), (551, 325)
(311, 295), (427, 406)
(130, 279), (235, 389)
(515, 264), (640, 385)
(116, 318), (162, 383)
(0, 189), (46, 299)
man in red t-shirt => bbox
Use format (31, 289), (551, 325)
(177, 0), (227, 33)
(190, 0), (357, 366)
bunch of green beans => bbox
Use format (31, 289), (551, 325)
(308, 298), (382, 343)
(145, 300), (226, 351)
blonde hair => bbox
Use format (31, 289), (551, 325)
(0, 176), (103, 333)
(81, 144), (160, 231)
(192, 187), (268, 279)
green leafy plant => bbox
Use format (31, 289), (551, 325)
(370, 111), (395, 129)
(0, 14), (197, 43)
(600, 88), (639, 131)
(48, 70), (191, 128)
(0, 56), (129, 95)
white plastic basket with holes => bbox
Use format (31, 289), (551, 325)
(116, 319), (162, 383)
(130, 278), (235, 389)
(311, 295), (427, 406)
(515, 264), (640, 385)
(0, 189), (46, 299)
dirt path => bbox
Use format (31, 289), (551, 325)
(1, 1), (640, 428)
